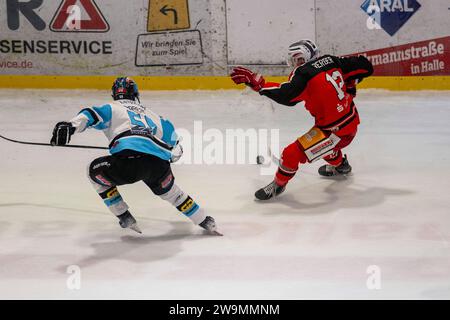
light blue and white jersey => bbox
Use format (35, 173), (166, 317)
(70, 99), (178, 160)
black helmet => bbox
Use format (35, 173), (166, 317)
(112, 77), (140, 102)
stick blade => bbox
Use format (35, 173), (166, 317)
(129, 223), (142, 234)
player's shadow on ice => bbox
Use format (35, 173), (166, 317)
(255, 176), (413, 215)
(58, 221), (206, 271)
(0, 202), (208, 272)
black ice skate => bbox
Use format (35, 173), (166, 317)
(318, 155), (352, 177)
(199, 216), (223, 236)
(255, 180), (286, 201)
(117, 211), (142, 234)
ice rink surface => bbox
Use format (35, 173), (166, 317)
(0, 89), (449, 299)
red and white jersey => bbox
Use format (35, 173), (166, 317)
(260, 55), (373, 134)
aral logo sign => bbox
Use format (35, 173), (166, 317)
(6, 0), (109, 32)
(361, 0), (421, 36)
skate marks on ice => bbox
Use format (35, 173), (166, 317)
(0, 202), (107, 217)
(250, 176), (413, 215)
(420, 286), (450, 299)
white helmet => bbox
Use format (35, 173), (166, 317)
(287, 39), (319, 67)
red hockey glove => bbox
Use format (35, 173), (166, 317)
(230, 67), (265, 92)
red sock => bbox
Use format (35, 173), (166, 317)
(275, 141), (307, 186)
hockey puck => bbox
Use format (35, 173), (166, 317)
(256, 155), (265, 165)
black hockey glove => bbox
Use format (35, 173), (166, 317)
(345, 79), (358, 97)
(50, 122), (76, 146)
(346, 86), (357, 97)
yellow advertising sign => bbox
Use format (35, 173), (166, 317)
(148, 0), (190, 32)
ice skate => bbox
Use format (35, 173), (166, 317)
(117, 211), (142, 234)
(199, 216), (223, 236)
(255, 180), (286, 200)
(318, 155), (352, 177)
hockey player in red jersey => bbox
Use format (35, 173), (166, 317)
(230, 39), (374, 200)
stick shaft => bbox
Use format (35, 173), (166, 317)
(0, 134), (108, 150)
(268, 146), (280, 166)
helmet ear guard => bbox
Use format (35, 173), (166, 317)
(288, 52), (307, 67)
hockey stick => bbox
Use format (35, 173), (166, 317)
(268, 146), (281, 166)
(0, 133), (108, 150)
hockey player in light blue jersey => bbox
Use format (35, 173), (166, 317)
(50, 77), (220, 235)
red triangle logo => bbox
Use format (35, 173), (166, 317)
(50, 0), (109, 32)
